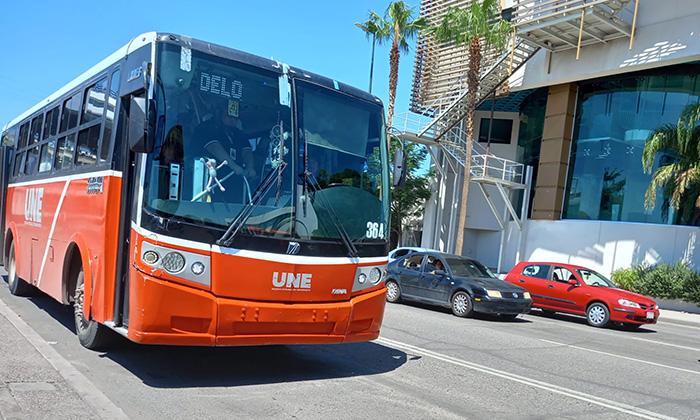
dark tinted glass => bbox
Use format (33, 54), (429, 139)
(100, 70), (120, 162)
(18, 122), (30, 148)
(30, 115), (43, 145)
(522, 264), (550, 279)
(82, 77), (108, 124)
(24, 146), (40, 174)
(60, 94), (80, 132)
(39, 141), (56, 172)
(55, 134), (76, 170)
(76, 125), (100, 166)
(478, 118), (513, 144)
(13, 151), (25, 176)
(44, 106), (60, 139)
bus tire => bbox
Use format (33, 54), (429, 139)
(73, 268), (112, 350)
(7, 241), (34, 296)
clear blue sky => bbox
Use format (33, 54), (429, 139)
(0, 0), (422, 130)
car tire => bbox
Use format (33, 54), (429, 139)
(7, 242), (34, 296)
(451, 291), (474, 318)
(586, 302), (610, 328)
(74, 268), (114, 350)
(385, 280), (401, 303)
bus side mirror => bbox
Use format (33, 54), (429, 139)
(128, 96), (155, 153)
(393, 148), (407, 188)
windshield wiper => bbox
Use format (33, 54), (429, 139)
(217, 163), (287, 247)
(303, 172), (359, 258)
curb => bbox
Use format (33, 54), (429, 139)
(0, 298), (128, 419)
(657, 309), (700, 328)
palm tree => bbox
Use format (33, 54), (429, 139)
(429, 0), (512, 254)
(368, 2), (426, 131)
(355, 14), (388, 94)
(642, 102), (700, 224)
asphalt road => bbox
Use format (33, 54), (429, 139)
(2, 279), (699, 420)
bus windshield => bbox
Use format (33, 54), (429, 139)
(142, 42), (389, 246)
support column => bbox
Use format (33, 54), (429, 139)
(532, 83), (577, 220)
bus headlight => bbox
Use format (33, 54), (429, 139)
(358, 273), (367, 284)
(369, 267), (381, 284)
(191, 262), (206, 275)
(142, 250), (160, 265)
(161, 252), (186, 273)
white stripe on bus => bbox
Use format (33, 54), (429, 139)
(9, 170), (122, 188)
(132, 224), (388, 265)
(37, 180), (71, 288)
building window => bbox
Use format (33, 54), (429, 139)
(563, 69), (700, 226)
(478, 118), (512, 144)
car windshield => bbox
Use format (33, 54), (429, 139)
(576, 269), (617, 287)
(445, 258), (497, 278)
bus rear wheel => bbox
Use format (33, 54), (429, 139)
(7, 242), (33, 296)
(73, 268), (113, 350)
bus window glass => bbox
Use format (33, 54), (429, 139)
(2, 126), (17, 147)
(100, 70), (120, 162)
(82, 77), (108, 124)
(76, 125), (100, 166)
(60, 94), (80, 132)
(18, 122), (30, 149)
(44, 106), (60, 139)
(142, 43), (293, 236)
(295, 80), (389, 241)
(13, 151), (25, 177)
(39, 141), (56, 172)
(55, 134), (76, 170)
(30, 115), (43, 145)
(24, 146), (40, 175)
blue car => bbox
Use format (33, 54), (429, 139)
(385, 252), (533, 318)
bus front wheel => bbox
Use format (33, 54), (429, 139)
(73, 268), (113, 350)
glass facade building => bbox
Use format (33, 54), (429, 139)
(518, 64), (700, 226)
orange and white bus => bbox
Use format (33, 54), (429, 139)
(1, 32), (391, 349)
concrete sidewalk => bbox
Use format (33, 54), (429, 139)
(0, 299), (127, 420)
(658, 308), (700, 328)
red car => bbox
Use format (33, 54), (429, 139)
(504, 262), (659, 328)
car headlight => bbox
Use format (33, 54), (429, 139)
(486, 290), (502, 298)
(618, 298), (641, 308)
(523, 292), (531, 299)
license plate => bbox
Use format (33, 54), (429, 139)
(646, 311), (654, 319)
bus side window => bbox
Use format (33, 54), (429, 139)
(30, 115), (43, 145)
(24, 146), (40, 175)
(39, 141), (56, 173)
(99, 69), (120, 163)
(76, 125), (100, 166)
(18, 122), (29, 149)
(60, 93), (81, 133)
(55, 134), (76, 171)
(13, 151), (25, 177)
(44, 106), (60, 140)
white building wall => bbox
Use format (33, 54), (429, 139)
(502, 219), (700, 278)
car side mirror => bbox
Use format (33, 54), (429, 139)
(392, 148), (407, 188)
(567, 279), (578, 286)
(434, 269), (446, 276)
(128, 95), (156, 153)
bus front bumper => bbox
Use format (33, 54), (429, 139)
(126, 272), (387, 346)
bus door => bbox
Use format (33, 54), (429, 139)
(0, 146), (12, 265)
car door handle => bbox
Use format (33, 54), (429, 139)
(548, 284), (554, 288)
(518, 279), (525, 283)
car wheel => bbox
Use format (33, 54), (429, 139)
(586, 302), (610, 327)
(74, 268), (113, 350)
(500, 313), (518, 320)
(7, 241), (33, 296)
(451, 291), (474, 318)
(385, 280), (401, 303)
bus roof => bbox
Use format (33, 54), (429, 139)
(3, 32), (382, 133)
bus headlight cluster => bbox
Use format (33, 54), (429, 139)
(358, 273), (367, 284)
(353, 264), (388, 292)
(140, 242), (210, 287)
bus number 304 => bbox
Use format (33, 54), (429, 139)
(366, 222), (384, 239)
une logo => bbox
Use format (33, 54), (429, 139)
(272, 272), (312, 289)
(25, 188), (44, 225)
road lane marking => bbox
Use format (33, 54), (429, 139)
(540, 339), (700, 376)
(376, 337), (679, 420)
(613, 335), (700, 352)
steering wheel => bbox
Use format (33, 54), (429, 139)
(592, 282), (601, 286)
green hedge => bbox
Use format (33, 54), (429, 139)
(611, 261), (700, 305)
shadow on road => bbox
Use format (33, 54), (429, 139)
(531, 308), (658, 333)
(395, 300), (533, 323)
(2, 276), (408, 388)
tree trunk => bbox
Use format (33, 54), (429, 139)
(369, 37), (376, 94)
(388, 42), (400, 136)
(454, 37), (482, 255)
